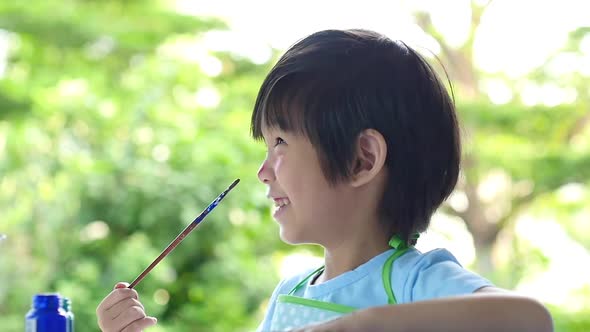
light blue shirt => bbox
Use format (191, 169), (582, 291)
(257, 247), (492, 331)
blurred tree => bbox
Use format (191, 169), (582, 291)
(0, 1), (281, 331)
(412, 2), (590, 330)
(413, 0), (590, 276)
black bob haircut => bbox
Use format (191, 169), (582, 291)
(251, 29), (461, 245)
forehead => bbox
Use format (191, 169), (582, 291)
(259, 123), (271, 142)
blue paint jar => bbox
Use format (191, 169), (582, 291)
(25, 294), (68, 332)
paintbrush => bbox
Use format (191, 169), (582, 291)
(128, 178), (240, 289)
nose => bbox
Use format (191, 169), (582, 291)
(257, 158), (275, 184)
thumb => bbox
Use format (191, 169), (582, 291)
(114, 282), (130, 289)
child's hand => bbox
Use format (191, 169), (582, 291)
(96, 282), (158, 332)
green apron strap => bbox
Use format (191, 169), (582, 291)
(382, 246), (409, 304)
(382, 233), (419, 304)
(288, 265), (325, 295)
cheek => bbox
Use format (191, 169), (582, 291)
(274, 156), (300, 192)
(273, 155), (286, 177)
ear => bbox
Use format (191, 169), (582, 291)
(350, 129), (387, 187)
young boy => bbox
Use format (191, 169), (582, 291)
(96, 29), (553, 332)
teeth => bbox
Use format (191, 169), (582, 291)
(275, 198), (291, 207)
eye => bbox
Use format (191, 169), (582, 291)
(274, 137), (286, 147)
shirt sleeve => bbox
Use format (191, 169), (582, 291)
(404, 248), (493, 303)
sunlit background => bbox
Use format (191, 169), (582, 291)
(1, 0), (589, 331)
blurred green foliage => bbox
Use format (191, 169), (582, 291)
(1, 1), (589, 332)
(0, 1), (284, 331)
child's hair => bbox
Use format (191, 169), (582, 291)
(251, 29), (460, 244)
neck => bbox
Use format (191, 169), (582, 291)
(313, 173), (391, 284)
(315, 224), (391, 284)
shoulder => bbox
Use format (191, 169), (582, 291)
(394, 248), (493, 303)
(393, 247), (461, 279)
(400, 247), (461, 269)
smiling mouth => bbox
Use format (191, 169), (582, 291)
(273, 198), (291, 217)
(274, 197), (291, 208)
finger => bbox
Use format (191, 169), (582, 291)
(120, 316), (158, 332)
(112, 305), (148, 331)
(106, 297), (145, 320)
(97, 287), (139, 314)
(115, 282), (130, 289)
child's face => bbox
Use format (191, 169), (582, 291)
(258, 126), (357, 246)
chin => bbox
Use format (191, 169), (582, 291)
(279, 228), (309, 245)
